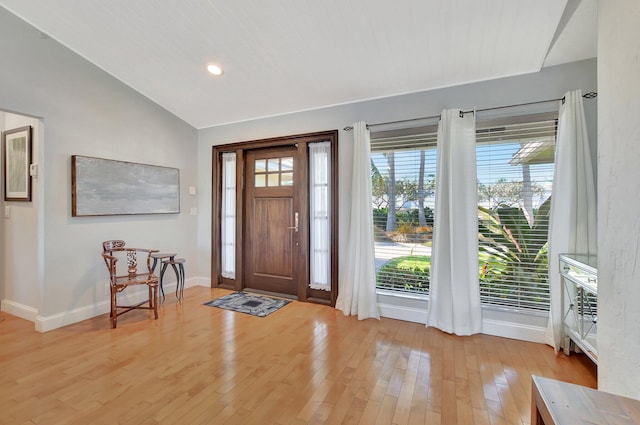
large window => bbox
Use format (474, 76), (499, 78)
(371, 126), (438, 295)
(372, 113), (557, 312)
(476, 115), (556, 311)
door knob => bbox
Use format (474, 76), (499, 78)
(287, 212), (299, 232)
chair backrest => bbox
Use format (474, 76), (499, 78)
(102, 240), (157, 278)
(103, 240), (126, 252)
(102, 239), (140, 277)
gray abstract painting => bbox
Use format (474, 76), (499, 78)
(72, 155), (180, 216)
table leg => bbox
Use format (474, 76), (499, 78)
(176, 263), (185, 300)
(160, 263), (168, 300)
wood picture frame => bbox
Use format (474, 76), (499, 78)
(71, 155), (180, 216)
(2, 125), (33, 202)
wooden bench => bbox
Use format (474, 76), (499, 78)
(531, 375), (640, 424)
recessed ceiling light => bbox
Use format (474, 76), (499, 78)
(207, 64), (223, 76)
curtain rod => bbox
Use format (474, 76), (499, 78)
(343, 91), (597, 131)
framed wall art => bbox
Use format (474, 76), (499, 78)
(3, 125), (33, 202)
(71, 155), (180, 216)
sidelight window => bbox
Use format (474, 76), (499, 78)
(221, 152), (236, 279)
(309, 142), (331, 291)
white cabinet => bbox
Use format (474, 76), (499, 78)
(560, 253), (598, 364)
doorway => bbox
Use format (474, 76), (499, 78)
(244, 146), (301, 296)
(0, 110), (43, 322)
(211, 130), (338, 306)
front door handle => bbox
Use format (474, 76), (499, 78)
(287, 212), (299, 232)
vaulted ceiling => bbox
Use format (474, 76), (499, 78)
(0, 0), (597, 129)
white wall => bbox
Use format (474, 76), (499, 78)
(597, 1), (640, 398)
(0, 8), (199, 331)
(1, 112), (41, 319)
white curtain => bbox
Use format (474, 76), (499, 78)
(221, 152), (236, 279)
(309, 142), (331, 291)
(426, 109), (482, 335)
(336, 121), (380, 320)
(546, 90), (597, 350)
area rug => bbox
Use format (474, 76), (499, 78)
(204, 292), (291, 317)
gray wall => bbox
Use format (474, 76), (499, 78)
(0, 7), (199, 328)
(197, 59), (598, 285)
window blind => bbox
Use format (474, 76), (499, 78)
(371, 113), (557, 312)
(371, 127), (438, 295)
(476, 117), (556, 311)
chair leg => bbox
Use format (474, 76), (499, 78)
(110, 287), (117, 329)
(152, 285), (158, 320)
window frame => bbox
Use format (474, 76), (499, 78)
(371, 112), (558, 313)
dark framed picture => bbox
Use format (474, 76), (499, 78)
(3, 125), (32, 202)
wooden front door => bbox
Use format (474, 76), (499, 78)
(244, 146), (305, 296)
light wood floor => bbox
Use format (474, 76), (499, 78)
(0, 286), (596, 425)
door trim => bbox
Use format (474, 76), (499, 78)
(211, 130), (339, 306)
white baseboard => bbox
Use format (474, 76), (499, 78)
(6, 280), (547, 344)
(481, 318), (548, 344)
(377, 298), (548, 344)
(378, 302), (428, 324)
(36, 288), (156, 332)
(19, 277), (211, 333)
(36, 301), (110, 332)
(186, 276), (211, 288)
(1, 299), (38, 322)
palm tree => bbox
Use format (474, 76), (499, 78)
(385, 152), (397, 231)
(478, 196), (551, 309)
(417, 150), (426, 226)
(522, 164), (534, 225)
(371, 159), (386, 209)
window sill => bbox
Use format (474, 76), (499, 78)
(376, 288), (550, 344)
(376, 288), (548, 317)
(376, 288), (428, 301)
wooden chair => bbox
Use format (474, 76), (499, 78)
(101, 240), (160, 329)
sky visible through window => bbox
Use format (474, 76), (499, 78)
(372, 140), (554, 210)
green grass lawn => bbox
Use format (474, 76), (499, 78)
(385, 255), (431, 271)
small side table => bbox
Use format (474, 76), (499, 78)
(150, 252), (176, 299)
(162, 258), (186, 300)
